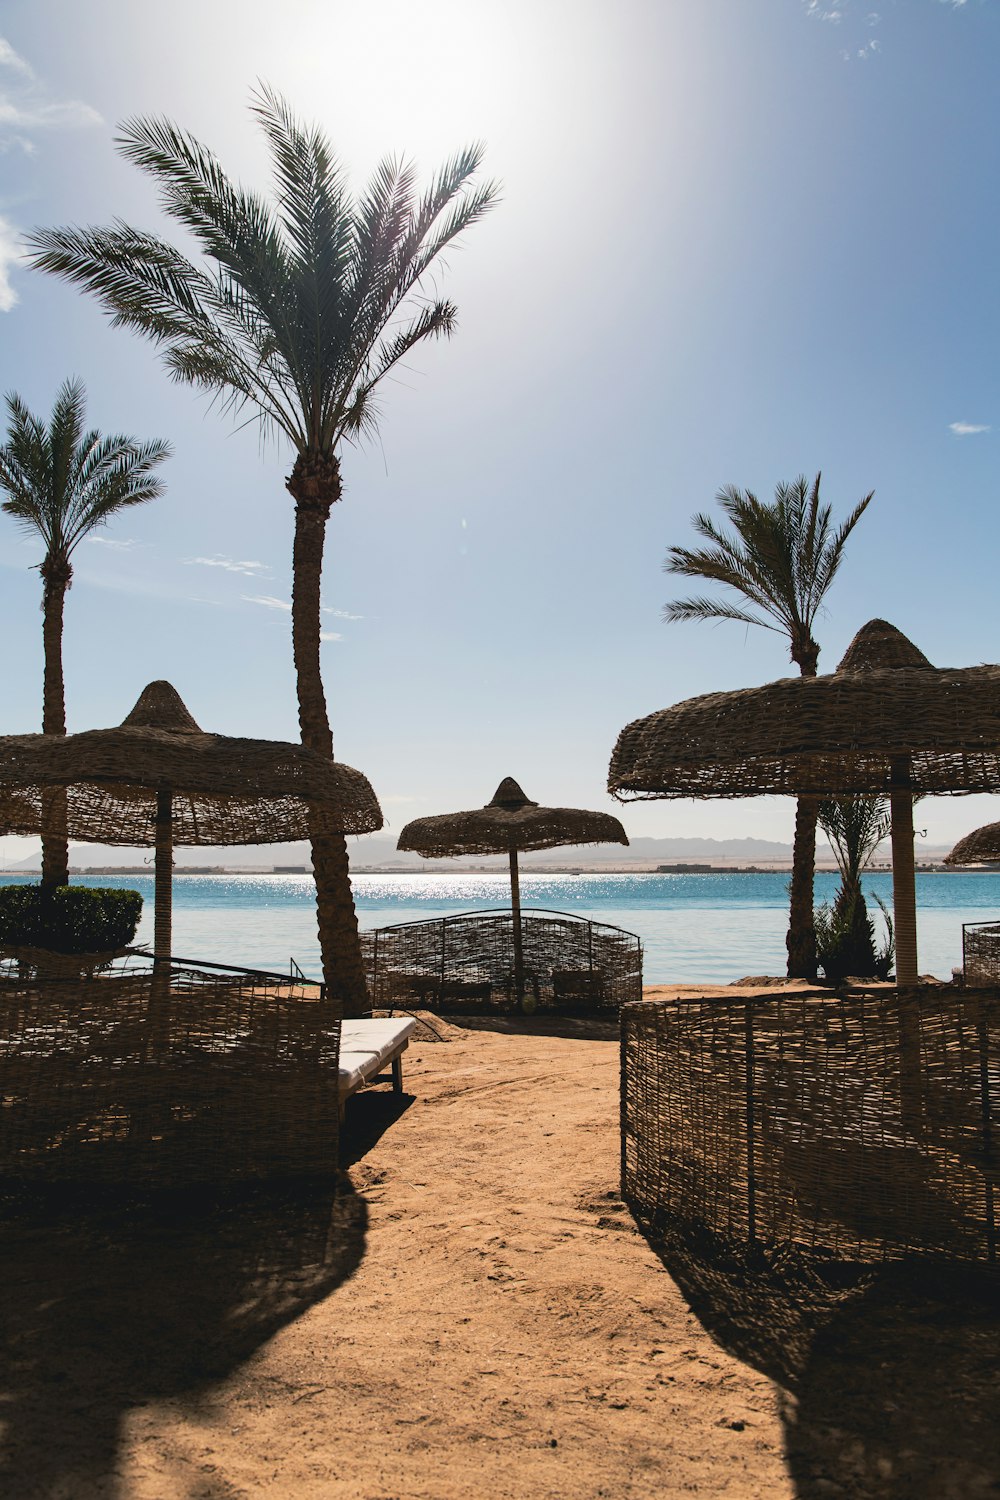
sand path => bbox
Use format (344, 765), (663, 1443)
(3, 1015), (1000, 1497)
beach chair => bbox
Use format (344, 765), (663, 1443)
(338, 1016), (417, 1119)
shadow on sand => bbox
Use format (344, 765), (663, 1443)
(448, 1013), (620, 1042)
(0, 1172), (366, 1497)
(642, 1219), (1000, 1498)
(339, 1088), (415, 1167)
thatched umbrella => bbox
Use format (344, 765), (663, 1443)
(945, 825), (1000, 867)
(0, 681), (383, 962)
(397, 778), (629, 999)
(609, 620), (1000, 985)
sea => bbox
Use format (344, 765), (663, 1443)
(3, 869), (998, 985)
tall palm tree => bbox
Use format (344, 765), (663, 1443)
(0, 378), (170, 889)
(663, 473), (872, 978)
(28, 87), (497, 1013)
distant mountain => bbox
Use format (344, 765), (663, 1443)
(12, 833), (802, 871)
(8, 832), (944, 874)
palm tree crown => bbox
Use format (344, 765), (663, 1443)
(0, 378), (169, 586)
(818, 796), (891, 892)
(28, 86), (498, 463)
(663, 474), (873, 676)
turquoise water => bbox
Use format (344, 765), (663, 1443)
(2, 870), (998, 984)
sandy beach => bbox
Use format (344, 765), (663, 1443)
(0, 994), (998, 1498)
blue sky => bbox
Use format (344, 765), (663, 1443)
(0, 0), (997, 860)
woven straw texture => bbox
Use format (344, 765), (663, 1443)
(946, 824), (1000, 866)
(0, 944), (130, 979)
(609, 620), (1000, 800)
(363, 909), (642, 1014)
(622, 986), (1000, 1263)
(963, 923), (1000, 982)
(835, 618), (934, 673)
(0, 957), (340, 1184)
(397, 778), (629, 858)
(0, 681), (382, 844)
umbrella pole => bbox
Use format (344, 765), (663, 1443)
(890, 758), (923, 1134)
(509, 845), (524, 1005)
(154, 788), (173, 964)
(890, 758), (918, 985)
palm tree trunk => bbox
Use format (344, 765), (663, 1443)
(786, 796), (818, 978)
(40, 562), (70, 892)
(289, 466), (368, 1016)
(786, 648), (819, 980)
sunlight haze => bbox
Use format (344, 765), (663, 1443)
(1, 0), (997, 862)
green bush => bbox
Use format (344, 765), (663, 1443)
(0, 884), (143, 955)
(815, 888), (893, 983)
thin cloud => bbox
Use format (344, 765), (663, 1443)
(186, 554), (271, 578)
(0, 214), (19, 312)
(320, 631), (343, 642)
(0, 35), (101, 152)
(242, 594), (291, 611)
(322, 606), (363, 620)
(86, 536), (143, 552)
(0, 39), (101, 309)
(950, 421), (991, 436)
(0, 39), (33, 77)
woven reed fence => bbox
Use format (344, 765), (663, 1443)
(0, 955), (339, 1185)
(363, 909), (642, 1015)
(964, 923), (1000, 984)
(622, 986), (1000, 1263)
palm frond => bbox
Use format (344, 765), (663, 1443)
(662, 596), (779, 633)
(818, 795), (891, 884)
(31, 91), (497, 463)
(664, 472), (873, 671)
(0, 383), (170, 563)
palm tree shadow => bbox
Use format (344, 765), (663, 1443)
(639, 1217), (1000, 1498)
(0, 1173), (366, 1498)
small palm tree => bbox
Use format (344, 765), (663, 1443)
(28, 87), (498, 1013)
(815, 796), (893, 980)
(0, 378), (170, 889)
(664, 473), (872, 978)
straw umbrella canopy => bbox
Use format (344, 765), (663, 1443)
(609, 620), (1000, 985)
(397, 778), (629, 997)
(945, 824), (1000, 867)
(0, 680), (383, 961)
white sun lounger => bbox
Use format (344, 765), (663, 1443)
(338, 1016), (417, 1117)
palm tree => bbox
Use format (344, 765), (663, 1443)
(0, 378), (170, 889)
(663, 473), (872, 978)
(815, 795), (893, 980)
(27, 87), (498, 1013)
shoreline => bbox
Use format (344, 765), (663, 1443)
(1, 861), (961, 877)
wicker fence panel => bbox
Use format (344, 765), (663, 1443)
(363, 909), (642, 1015)
(964, 923), (1000, 984)
(622, 986), (1000, 1263)
(0, 960), (340, 1184)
